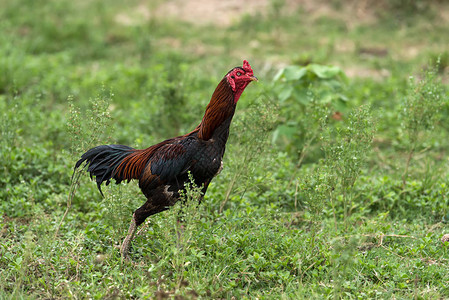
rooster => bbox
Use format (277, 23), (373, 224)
(75, 60), (257, 258)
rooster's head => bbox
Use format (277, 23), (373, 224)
(226, 60), (258, 103)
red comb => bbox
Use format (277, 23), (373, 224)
(242, 60), (253, 74)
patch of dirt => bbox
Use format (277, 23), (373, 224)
(344, 66), (391, 80)
(115, 0), (380, 28)
(115, 4), (151, 26)
(117, 0), (449, 30)
(154, 0), (270, 27)
(152, 0), (380, 27)
(300, 0), (379, 28)
(334, 39), (356, 53)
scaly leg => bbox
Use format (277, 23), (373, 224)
(120, 203), (169, 259)
(120, 213), (137, 259)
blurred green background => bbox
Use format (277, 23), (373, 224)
(1, 0), (449, 298)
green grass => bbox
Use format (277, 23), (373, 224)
(1, 0), (449, 298)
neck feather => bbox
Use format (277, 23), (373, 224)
(197, 78), (236, 140)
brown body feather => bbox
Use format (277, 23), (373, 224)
(112, 77), (234, 183)
(114, 139), (174, 180)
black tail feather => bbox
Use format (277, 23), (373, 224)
(74, 144), (135, 196)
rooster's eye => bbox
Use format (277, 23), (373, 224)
(236, 72), (241, 76)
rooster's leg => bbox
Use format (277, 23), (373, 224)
(120, 213), (137, 259)
(120, 203), (168, 259)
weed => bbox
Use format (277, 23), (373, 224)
(66, 88), (113, 157)
(219, 97), (277, 212)
(400, 64), (445, 187)
(56, 88), (113, 236)
(301, 105), (375, 229)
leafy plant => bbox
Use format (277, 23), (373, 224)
(272, 64), (348, 157)
(273, 64), (347, 106)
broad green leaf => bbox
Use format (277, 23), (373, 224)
(274, 66), (307, 81)
(284, 66), (307, 81)
(292, 89), (309, 105)
(278, 85), (293, 102)
(308, 64), (343, 79)
(272, 124), (298, 144)
(273, 68), (284, 81)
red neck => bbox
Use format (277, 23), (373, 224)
(196, 78), (236, 140)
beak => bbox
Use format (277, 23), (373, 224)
(249, 75), (258, 82)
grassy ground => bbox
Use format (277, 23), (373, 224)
(1, 0), (449, 298)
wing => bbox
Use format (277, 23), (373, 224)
(138, 136), (199, 192)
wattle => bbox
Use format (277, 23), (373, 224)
(233, 83), (250, 103)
